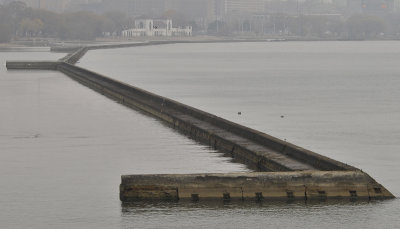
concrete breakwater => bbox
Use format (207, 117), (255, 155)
(56, 41), (179, 64)
(120, 171), (393, 201)
(50, 39), (284, 53)
(6, 41), (395, 201)
(6, 61), (58, 70)
(52, 39), (285, 63)
(56, 62), (353, 172)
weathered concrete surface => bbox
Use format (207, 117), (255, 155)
(50, 46), (83, 53)
(7, 60), (364, 171)
(56, 62), (356, 172)
(120, 171), (393, 201)
(6, 61), (59, 70)
(59, 47), (88, 64)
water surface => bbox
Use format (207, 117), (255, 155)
(0, 48), (247, 229)
(0, 42), (399, 228)
(78, 41), (400, 228)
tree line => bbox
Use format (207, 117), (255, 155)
(1, 1), (400, 43)
(208, 13), (400, 40)
(0, 1), (128, 42)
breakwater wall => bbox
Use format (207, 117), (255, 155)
(120, 171), (392, 201)
(54, 39), (283, 64)
(55, 62), (355, 172)
(6, 61), (59, 70)
(6, 41), (395, 201)
(57, 41), (178, 64)
(59, 48), (88, 64)
(50, 46), (82, 53)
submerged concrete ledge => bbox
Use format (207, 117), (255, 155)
(6, 41), (395, 201)
(120, 171), (392, 201)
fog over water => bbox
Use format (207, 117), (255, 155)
(1, 42), (400, 228)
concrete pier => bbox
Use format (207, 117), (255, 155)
(6, 61), (59, 70)
(6, 41), (395, 201)
(55, 62), (354, 172)
(120, 171), (392, 201)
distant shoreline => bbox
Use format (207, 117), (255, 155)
(2, 36), (400, 49)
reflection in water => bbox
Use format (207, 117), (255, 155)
(121, 199), (376, 212)
(121, 199), (399, 228)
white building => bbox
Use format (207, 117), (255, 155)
(122, 19), (192, 37)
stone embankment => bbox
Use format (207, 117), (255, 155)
(6, 40), (395, 201)
(6, 61), (58, 70)
(120, 171), (392, 201)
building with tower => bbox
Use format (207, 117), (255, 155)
(122, 19), (192, 37)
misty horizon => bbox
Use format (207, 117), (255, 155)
(1, 0), (400, 42)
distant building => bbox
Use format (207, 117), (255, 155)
(224, 0), (264, 14)
(122, 19), (192, 37)
(361, 0), (394, 12)
(345, 0), (394, 13)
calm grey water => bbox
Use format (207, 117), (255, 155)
(0, 47), (247, 228)
(1, 42), (399, 228)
